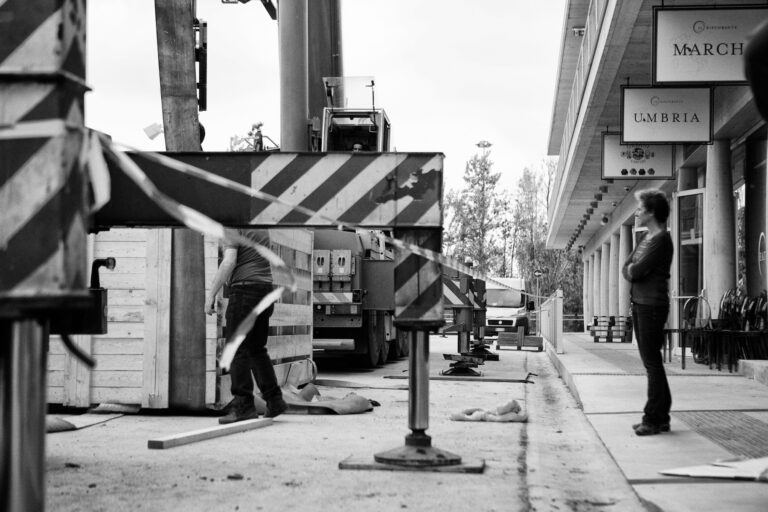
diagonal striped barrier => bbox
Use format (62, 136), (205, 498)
(0, 0), (90, 303)
(95, 151), (443, 229)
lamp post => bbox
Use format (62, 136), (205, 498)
(476, 140), (492, 155)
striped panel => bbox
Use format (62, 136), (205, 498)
(442, 277), (470, 306)
(250, 153), (442, 227)
(313, 292), (354, 304)
(394, 253), (443, 327)
(0, 0), (86, 78)
(0, 2), (88, 300)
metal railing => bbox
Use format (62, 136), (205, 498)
(540, 289), (564, 354)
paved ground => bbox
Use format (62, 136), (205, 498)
(549, 333), (768, 512)
(45, 336), (643, 512)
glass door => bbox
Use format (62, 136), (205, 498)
(676, 189), (704, 324)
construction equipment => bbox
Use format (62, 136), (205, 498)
(312, 229), (407, 367)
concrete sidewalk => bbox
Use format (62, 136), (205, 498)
(548, 333), (768, 512)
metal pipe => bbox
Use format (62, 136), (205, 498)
(278, 0), (309, 151)
(408, 331), (429, 431)
(1, 319), (47, 512)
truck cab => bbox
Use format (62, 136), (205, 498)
(484, 277), (530, 336)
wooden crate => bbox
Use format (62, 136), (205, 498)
(47, 228), (314, 409)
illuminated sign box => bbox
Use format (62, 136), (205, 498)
(621, 86), (712, 144)
(601, 133), (674, 180)
(653, 6), (768, 84)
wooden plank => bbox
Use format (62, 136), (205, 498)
(91, 371), (143, 388)
(98, 257), (146, 275)
(107, 289), (146, 306)
(96, 228), (148, 242)
(88, 355), (143, 371)
(92, 339), (144, 355)
(100, 322), (143, 338)
(147, 418), (273, 449)
(271, 303), (313, 325)
(107, 306), (144, 323)
(94, 242), (147, 258)
(63, 334), (93, 407)
(267, 334), (312, 360)
(143, 229), (172, 408)
(90, 387), (142, 405)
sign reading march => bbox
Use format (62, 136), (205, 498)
(621, 86), (712, 144)
(654, 6), (768, 84)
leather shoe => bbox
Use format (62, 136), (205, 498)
(632, 422), (670, 432)
(265, 397), (288, 418)
(634, 423), (663, 436)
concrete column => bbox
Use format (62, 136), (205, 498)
(600, 242), (610, 319)
(704, 140), (736, 318)
(279, 0), (309, 151)
(583, 258), (590, 332)
(618, 225), (632, 318)
(593, 250), (601, 322)
(608, 233), (619, 317)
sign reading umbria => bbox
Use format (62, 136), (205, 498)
(601, 133), (674, 180)
(654, 6), (768, 84)
(621, 86), (712, 144)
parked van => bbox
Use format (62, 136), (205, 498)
(484, 277), (532, 336)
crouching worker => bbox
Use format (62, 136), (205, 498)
(206, 229), (287, 423)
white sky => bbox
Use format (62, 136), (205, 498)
(86, 0), (565, 193)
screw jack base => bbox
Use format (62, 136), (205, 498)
(374, 432), (461, 467)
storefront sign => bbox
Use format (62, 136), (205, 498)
(621, 86), (712, 144)
(654, 6), (768, 84)
(601, 133), (673, 180)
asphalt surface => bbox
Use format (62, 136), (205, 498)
(45, 335), (644, 512)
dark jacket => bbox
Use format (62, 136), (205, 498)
(622, 231), (673, 306)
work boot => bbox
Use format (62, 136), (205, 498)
(265, 397), (288, 418)
(633, 422), (667, 436)
(219, 397), (260, 425)
(632, 422), (670, 432)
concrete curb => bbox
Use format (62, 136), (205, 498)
(545, 341), (583, 408)
(739, 360), (768, 388)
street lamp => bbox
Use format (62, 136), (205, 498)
(476, 140), (492, 152)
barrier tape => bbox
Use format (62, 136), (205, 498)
(100, 134), (295, 371)
(107, 140), (533, 295)
(99, 134), (547, 367)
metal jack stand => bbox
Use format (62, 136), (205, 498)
(340, 331), (484, 473)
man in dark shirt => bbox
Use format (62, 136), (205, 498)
(206, 229), (287, 423)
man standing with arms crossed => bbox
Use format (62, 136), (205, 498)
(206, 229), (287, 423)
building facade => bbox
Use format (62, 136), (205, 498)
(547, 0), (767, 345)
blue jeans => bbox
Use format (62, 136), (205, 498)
(225, 285), (281, 402)
(632, 302), (671, 425)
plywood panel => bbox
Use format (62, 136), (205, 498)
(91, 371), (143, 388)
(142, 229), (172, 408)
(94, 241), (147, 258)
(92, 339), (144, 355)
(90, 387), (142, 405)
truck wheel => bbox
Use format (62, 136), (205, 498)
(378, 338), (390, 365)
(358, 318), (380, 368)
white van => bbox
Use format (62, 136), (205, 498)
(484, 277), (532, 336)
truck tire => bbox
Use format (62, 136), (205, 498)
(377, 338), (390, 365)
(358, 316), (380, 368)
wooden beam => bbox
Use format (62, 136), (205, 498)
(147, 418), (273, 449)
(154, 0), (206, 410)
